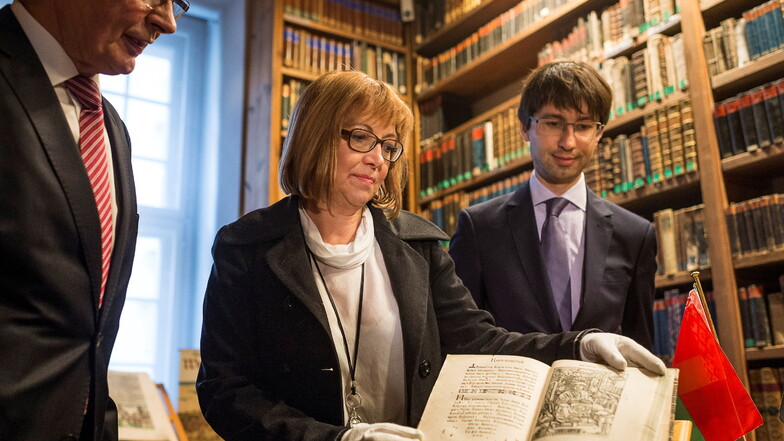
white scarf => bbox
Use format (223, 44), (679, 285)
(298, 206), (375, 269)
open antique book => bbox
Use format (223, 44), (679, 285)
(108, 371), (180, 441)
(418, 354), (678, 441)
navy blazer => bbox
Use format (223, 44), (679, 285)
(449, 180), (656, 350)
(0, 6), (138, 441)
(197, 196), (587, 441)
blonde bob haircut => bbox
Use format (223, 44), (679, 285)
(279, 71), (413, 218)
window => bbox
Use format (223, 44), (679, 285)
(102, 12), (214, 396)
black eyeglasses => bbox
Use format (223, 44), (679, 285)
(144, 0), (190, 20)
(529, 116), (604, 139)
(340, 129), (404, 163)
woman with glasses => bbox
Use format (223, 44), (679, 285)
(196, 70), (665, 441)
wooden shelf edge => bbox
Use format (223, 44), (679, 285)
(656, 268), (711, 288)
(416, 0), (521, 57)
(721, 142), (784, 173)
(604, 90), (690, 133)
(284, 13), (407, 53)
(745, 344), (784, 361)
(419, 155), (533, 205)
(711, 49), (784, 92)
(281, 66), (320, 82)
(426, 95), (521, 143)
(733, 248), (784, 269)
(605, 171), (700, 205)
(416, 0), (593, 103)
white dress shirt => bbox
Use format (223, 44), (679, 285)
(530, 170), (587, 324)
(11, 0), (118, 239)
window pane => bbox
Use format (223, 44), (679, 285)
(103, 93), (127, 120)
(128, 54), (172, 103)
(112, 300), (159, 365)
(126, 98), (170, 161)
(132, 158), (168, 208)
(127, 237), (162, 300)
(101, 74), (128, 95)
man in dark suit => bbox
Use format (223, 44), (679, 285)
(0, 0), (186, 440)
(449, 61), (656, 350)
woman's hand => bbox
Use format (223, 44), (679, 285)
(580, 332), (667, 375)
(341, 423), (425, 441)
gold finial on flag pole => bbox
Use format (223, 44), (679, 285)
(690, 271), (718, 340)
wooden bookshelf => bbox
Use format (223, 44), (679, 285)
(416, 0), (521, 56)
(722, 142), (784, 177)
(285, 13), (408, 52)
(420, 154), (533, 204)
(656, 268), (712, 289)
(712, 48), (784, 101)
(745, 345), (784, 361)
(416, 0), (603, 102)
(734, 249), (784, 270)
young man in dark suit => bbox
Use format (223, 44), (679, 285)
(0, 0), (186, 440)
(449, 61), (657, 350)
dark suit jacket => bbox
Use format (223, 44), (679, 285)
(0, 6), (138, 441)
(449, 180), (656, 350)
(197, 196), (587, 441)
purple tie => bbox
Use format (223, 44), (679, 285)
(541, 197), (572, 331)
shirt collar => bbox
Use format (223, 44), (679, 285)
(11, 1), (91, 87)
(530, 169), (587, 212)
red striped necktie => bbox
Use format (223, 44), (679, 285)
(66, 76), (114, 308)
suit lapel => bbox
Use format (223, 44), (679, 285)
(97, 104), (136, 319)
(0, 8), (103, 310)
(573, 189), (613, 329)
(267, 199), (332, 335)
(507, 183), (561, 331)
(371, 209), (430, 388)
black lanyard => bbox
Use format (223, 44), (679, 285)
(308, 250), (365, 409)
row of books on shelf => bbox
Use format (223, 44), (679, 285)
(653, 204), (709, 277)
(419, 104), (528, 197)
(414, 0), (679, 91)
(423, 171), (534, 237)
(420, 97), (698, 214)
(704, 0), (784, 77)
(739, 277), (784, 349)
(599, 0), (680, 54)
(585, 98), (697, 198)
(652, 287), (717, 359)
(418, 93), (473, 143)
(412, 0), (483, 44)
(281, 78), (306, 130)
(714, 77), (784, 158)
(749, 366), (784, 441)
(282, 28), (408, 94)
(416, 0), (575, 88)
(599, 33), (688, 118)
(726, 193), (784, 259)
(283, 0), (404, 46)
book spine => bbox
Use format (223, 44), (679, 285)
(747, 284), (773, 347)
(738, 286), (756, 347)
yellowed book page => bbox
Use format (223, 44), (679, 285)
(418, 354), (550, 441)
(108, 371), (179, 441)
(533, 360), (678, 441)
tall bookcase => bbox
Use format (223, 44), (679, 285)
(409, 0), (784, 389)
(241, 0), (415, 212)
(242, 0), (784, 390)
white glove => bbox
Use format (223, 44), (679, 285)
(580, 332), (666, 375)
(341, 423), (425, 441)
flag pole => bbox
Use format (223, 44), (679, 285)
(690, 271), (718, 340)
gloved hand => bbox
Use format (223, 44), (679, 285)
(580, 332), (667, 375)
(341, 423), (425, 441)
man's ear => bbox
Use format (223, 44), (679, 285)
(520, 120), (530, 143)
